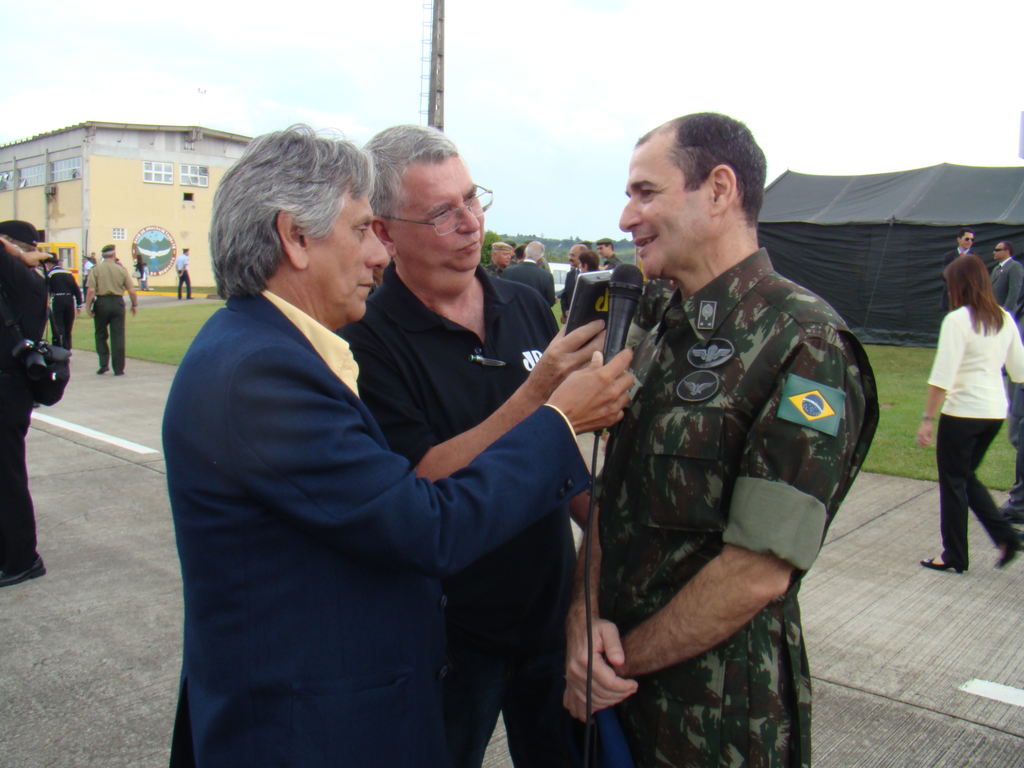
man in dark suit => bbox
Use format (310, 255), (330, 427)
(940, 228), (975, 310)
(940, 228), (975, 269)
(560, 243), (585, 322)
(991, 241), (1023, 311)
(501, 240), (556, 306)
(163, 125), (633, 768)
(994, 240), (1024, 524)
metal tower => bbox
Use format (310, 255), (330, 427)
(419, 0), (444, 131)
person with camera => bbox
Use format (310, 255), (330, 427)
(0, 220), (50, 588)
(85, 244), (138, 376)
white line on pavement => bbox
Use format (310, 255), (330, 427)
(959, 679), (1024, 708)
(31, 412), (160, 455)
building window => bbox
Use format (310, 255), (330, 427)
(112, 228), (127, 240)
(19, 164), (45, 187)
(51, 157), (82, 182)
(143, 161), (173, 184)
(180, 164), (209, 187)
(0, 171), (12, 191)
(57, 246), (75, 270)
(183, 192), (194, 202)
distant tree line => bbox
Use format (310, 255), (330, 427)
(480, 231), (633, 265)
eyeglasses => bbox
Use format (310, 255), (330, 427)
(961, 236), (975, 241)
(382, 186), (493, 236)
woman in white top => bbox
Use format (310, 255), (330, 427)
(917, 255), (1024, 572)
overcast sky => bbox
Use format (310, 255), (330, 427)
(5, 0), (1022, 240)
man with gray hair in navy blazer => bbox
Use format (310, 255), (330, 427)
(163, 125), (632, 767)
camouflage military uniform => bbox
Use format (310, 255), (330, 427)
(627, 278), (677, 349)
(634, 278), (677, 333)
(598, 249), (877, 767)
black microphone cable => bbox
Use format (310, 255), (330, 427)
(581, 264), (643, 768)
(581, 431), (602, 767)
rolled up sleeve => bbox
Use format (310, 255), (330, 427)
(724, 476), (826, 570)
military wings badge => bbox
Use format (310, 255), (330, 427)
(676, 370), (720, 402)
(687, 338), (735, 369)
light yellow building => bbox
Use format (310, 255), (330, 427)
(0, 121), (251, 289)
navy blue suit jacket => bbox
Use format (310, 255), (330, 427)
(163, 295), (588, 767)
(501, 261), (556, 306)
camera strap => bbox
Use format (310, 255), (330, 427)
(0, 269), (54, 345)
(0, 279), (27, 336)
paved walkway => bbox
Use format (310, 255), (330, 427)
(2, 344), (1022, 767)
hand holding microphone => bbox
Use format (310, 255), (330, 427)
(522, 318), (607, 405)
(548, 265), (644, 434)
(602, 264), (644, 360)
(558, 265), (645, 767)
(547, 347), (633, 434)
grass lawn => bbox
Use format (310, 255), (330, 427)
(70, 303), (1016, 489)
(862, 344), (1014, 490)
(72, 299), (225, 366)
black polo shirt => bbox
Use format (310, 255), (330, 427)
(340, 263), (575, 653)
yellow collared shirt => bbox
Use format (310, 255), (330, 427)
(262, 290), (360, 395)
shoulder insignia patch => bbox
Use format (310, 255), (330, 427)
(687, 338), (734, 369)
(696, 300), (717, 330)
(677, 370), (720, 402)
(777, 373), (845, 436)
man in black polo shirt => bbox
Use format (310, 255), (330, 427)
(341, 125), (605, 767)
(0, 220), (50, 588)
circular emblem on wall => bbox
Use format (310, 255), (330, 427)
(133, 226), (177, 276)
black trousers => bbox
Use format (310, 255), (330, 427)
(93, 295), (126, 374)
(442, 634), (573, 768)
(178, 269), (191, 300)
(935, 414), (1018, 570)
(49, 294), (76, 349)
(0, 371), (38, 573)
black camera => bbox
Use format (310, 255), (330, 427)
(12, 339), (70, 381)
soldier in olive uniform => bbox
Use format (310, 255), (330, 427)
(484, 241), (513, 278)
(85, 244), (139, 376)
(564, 113), (878, 767)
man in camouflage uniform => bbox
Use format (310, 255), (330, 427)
(626, 277), (676, 348)
(484, 241), (513, 278)
(564, 113), (878, 767)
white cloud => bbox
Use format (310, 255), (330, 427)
(2, 0), (1021, 236)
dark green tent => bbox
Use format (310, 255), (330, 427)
(758, 164), (1024, 345)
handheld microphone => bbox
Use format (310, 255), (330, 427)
(602, 264), (644, 360)
(581, 263), (643, 768)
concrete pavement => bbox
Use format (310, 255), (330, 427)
(2, 338), (1023, 767)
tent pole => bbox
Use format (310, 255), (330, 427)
(861, 216), (896, 337)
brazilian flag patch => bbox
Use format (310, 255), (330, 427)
(776, 374), (845, 436)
